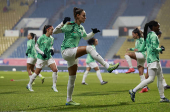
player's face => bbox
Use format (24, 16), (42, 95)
(132, 32), (137, 39)
(94, 39), (98, 45)
(27, 33), (32, 39)
(77, 11), (86, 23)
(47, 27), (54, 35)
(153, 23), (160, 33)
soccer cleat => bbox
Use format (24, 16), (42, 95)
(101, 81), (108, 85)
(32, 82), (35, 85)
(26, 84), (34, 92)
(129, 89), (135, 102)
(41, 77), (45, 84)
(139, 88), (148, 93)
(107, 63), (119, 73)
(52, 86), (58, 92)
(66, 101), (80, 106)
(164, 85), (170, 90)
(126, 68), (135, 74)
(81, 82), (88, 85)
(160, 98), (170, 102)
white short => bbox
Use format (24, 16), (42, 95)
(27, 58), (37, 65)
(36, 57), (56, 69)
(135, 52), (146, 67)
(148, 61), (163, 76)
(86, 62), (98, 68)
(147, 61), (161, 69)
(61, 47), (78, 67)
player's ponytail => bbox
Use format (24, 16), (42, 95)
(43, 25), (52, 34)
(73, 7), (84, 20)
(87, 37), (95, 45)
(30, 33), (37, 43)
(144, 23), (149, 41)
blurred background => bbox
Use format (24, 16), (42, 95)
(0, 0), (170, 72)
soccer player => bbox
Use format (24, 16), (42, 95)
(26, 33), (45, 84)
(125, 28), (148, 93)
(27, 25), (58, 92)
(144, 31), (170, 90)
(129, 20), (169, 102)
(81, 37), (108, 85)
(53, 7), (119, 105)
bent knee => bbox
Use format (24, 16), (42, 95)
(53, 68), (58, 72)
(86, 45), (95, 53)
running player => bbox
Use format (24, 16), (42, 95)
(26, 33), (45, 84)
(129, 20), (169, 102)
(144, 31), (170, 90)
(125, 28), (148, 93)
(81, 37), (108, 85)
(53, 7), (119, 105)
(27, 25), (58, 92)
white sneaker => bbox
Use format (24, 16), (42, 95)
(52, 86), (58, 92)
(26, 84), (34, 92)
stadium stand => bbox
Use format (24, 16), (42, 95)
(10, 0), (120, 58)
(29, 0), (64, 18)
(155, 0), (170, 59)
(0, 0), (33, 56)
(9, 0), (168, 59)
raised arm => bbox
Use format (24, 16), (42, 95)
(53, 17), (71, 34)
(82, 28), (100, 40)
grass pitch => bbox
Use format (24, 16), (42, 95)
(0, 71), (170, 111)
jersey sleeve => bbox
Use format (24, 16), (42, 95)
(61, 23), (73, 33)
(26, 41), (31, 54)
(36, 36), (42, 45)
(129, 48), (135, 51)
(151, 36), (162, 52)
(82, 26), (87, 38)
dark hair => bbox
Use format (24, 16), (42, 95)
(43, 25), (52, 34)
(73, 7), (84, 20)
(156, 31), (162, 36)
(87, 37), (96, 45)
(133, 28), (142, 37)
(144, 20), (159, 40)
(30, 33), (37, 43)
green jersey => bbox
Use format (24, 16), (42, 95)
(137, 31), (162, 64)
(130, 37), (146, 58)
(37, 34), (54, 60)
(61, 21), (87, 51)
(26, 39), (37, 59)
(86, 45), (96, 64)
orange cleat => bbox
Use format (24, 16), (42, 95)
(139, 88), (148, 93)
(126, 68), (135, 74)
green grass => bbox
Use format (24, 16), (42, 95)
(0, 71), (170, 112)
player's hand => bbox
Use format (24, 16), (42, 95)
(126, 48), (130, 52)
(41, 54), (47, 59)
(160, 46), (165, 54)
(91, 28), (100, 34)
(134, 49), (138, 52)
(161, 46), (165, 51)
(50, 49), (54, 56)
(26, 53), (28, 56)
(63, 17), (71, 24)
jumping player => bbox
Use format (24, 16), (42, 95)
(53, 7), (119, 105)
